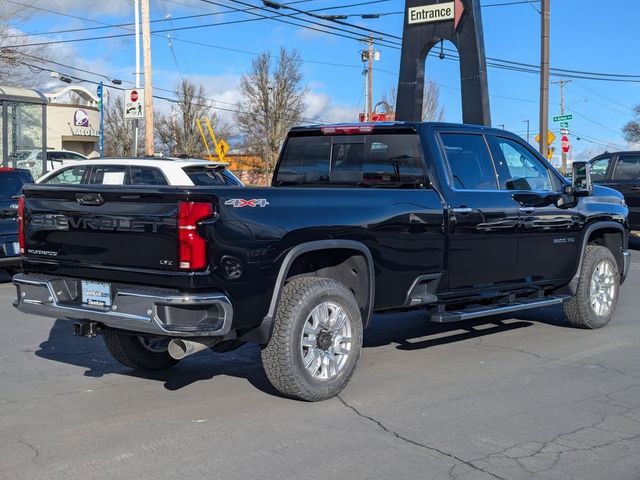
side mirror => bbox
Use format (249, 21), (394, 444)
(572, 161), (592, 195)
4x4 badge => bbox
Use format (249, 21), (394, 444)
(224, 199), (269, 208)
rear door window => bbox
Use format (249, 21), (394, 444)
(612, 155), (640, 181)
(439, 133), (498, 190)
(89, 166), (129, 185)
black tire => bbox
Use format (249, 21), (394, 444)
(102, 330), (179, 370)
(261, 277), (364, 401)
(563, 245), (620, 329)
(5, 268), (21, 277)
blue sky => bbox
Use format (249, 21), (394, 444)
(7, 0), (640, 162)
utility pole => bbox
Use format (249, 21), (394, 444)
(367, 34), (374, 122)
(133, 0), (141, 157)
(538, 0), (550, 157)
(552, 79), (571, 175)
(141, 0), (154, 156)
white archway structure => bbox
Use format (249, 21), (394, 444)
(45, 85), (99, 107)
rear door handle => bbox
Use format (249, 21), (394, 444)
(452, 207), (474, 215)
(519, 207), (536, 214)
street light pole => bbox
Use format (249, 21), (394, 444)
(523, 119), (530, 143)
(99, 81), (104, 157)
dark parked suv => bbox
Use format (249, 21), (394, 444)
(590, 151), (640, 230)
(0, 168), (33, 271)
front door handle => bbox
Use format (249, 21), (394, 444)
(519, 207), (536, 214)
(629, 186), (640, 191)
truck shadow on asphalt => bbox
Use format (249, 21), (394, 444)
(34, 306), (568, 397)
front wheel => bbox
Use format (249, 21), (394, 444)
(563, 245), (620, 329)
(261, 277), (363, 401)
(103, 331), (179, 370)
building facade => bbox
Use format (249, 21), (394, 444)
(45, 85), (100, 158)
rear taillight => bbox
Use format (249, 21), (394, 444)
(17, 195), (25, 254)
(320, 125), (374, 135)
(178, 201), (213, 271)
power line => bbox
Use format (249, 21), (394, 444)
(13, 57), (330, 125)
(5, 0), (640, 84)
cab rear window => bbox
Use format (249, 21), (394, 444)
(274, 133), (428, 187)
(0, 170), (33, 198)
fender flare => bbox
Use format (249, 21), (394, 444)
(568, 221), (628, 295)
(242, 240), (375, 345)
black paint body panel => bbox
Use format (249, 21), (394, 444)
(20, 124), (629, 333)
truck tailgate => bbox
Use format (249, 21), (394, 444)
(22, 185), (181, 271)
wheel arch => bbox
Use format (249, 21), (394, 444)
(241, 240), (375, 345)
(568, 221), (628, 295)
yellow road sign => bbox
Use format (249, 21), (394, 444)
(216, 139), (230, 160)
(547, 146), (555, 161)
(535, 131), (556, 146)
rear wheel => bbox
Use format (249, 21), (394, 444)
(261, 277), (363, 401)
(103, 330), (179, 370)
(563, 245), (620, 329)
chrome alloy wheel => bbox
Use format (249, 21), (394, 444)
(589, 259), (616, 317)
(300, 301), (353, 381)
(138, 336), (170, 353)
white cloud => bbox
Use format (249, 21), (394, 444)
(34, 0), (133, 16)
(303, 91), (358, 124)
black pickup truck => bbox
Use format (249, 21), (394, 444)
(590, 151), (640, 230)
(14, 122), (630, 401)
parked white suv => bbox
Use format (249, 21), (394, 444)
(37, 157), (244, 187)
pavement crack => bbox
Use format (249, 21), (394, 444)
(336, 395), (507, 480)
(18, 439), (40, 463)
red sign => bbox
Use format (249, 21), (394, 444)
(561, 135), (570, 154)
(359, 113), (388, 123)
(454, 0), (466, 30)
(130, 90), (139, 102)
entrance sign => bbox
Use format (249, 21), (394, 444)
(408, 3), (454, 24)
(396, 0), (491, 126)
(124, 89), (144, 119)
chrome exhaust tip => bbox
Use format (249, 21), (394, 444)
(168, 338), (218, 360)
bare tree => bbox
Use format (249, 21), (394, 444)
(0, 3), (51, 86)
(235, 48), (306, 175)
(104, 95), (141, 157)
(379, 78), (444, 122)
(623, 105), (640, 145)
(156, 79), (230, 157)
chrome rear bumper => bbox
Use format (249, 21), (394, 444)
(13, 273), (233, 337)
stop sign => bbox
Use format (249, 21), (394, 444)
(561, 135), (570, 154)
(130, 90), (139, 102)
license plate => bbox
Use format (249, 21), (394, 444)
(81, 280), (112, 308)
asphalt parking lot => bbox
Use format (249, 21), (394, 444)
(2, 248), (640, 480)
